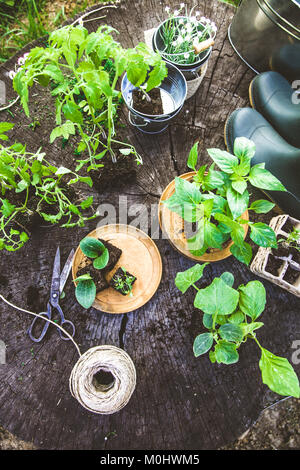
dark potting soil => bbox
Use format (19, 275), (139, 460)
(99, 239), (122, 272)
(265, 255), (284, 277)
(132, 88), (164, 115)
(89, 153), (137, 193)
(282, 218), (296, 234)
(290, 248), (300, 265)
(283, 266), (300, 285)
(77, 261), (109, 293)
(109, 267), (136, 296)
(273, 244), (290, 259)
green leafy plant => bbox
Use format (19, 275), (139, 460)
(13, 23), (168, 171)
(75, 237), (109, 308)
(80, 237), (109, 269)
(0, 122), (95, 251)
(175, 263), (300, 398)
(278, 228), (300, 253)
(163, 138), (286, 265)
(159, 4), (217, 65)
(112, 267), (135, 296)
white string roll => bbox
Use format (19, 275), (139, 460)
(0, 296), (136, 415)
(69, 345), (136, 414)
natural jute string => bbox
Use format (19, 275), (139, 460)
(0, 295), (136, 414)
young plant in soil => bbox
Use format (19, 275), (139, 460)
(278, 228), (300, 253)
(75, 237), (110, 308)
(0, 122), (95, 251)
(110, 267), (136, 296)
(13, 23), (168, 172)
(175, 263), (300, 398)
(159, 4), (217, 65)
(163, 138), (287, 265)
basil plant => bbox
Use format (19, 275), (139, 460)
(163, 138), (286, 265)
(175, 263), (300, 398)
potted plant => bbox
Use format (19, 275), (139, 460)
(175, 263), (300, 398)
(152, 3), (217, 99)
(0, 122), (95, 252)
(121, 61), (187, 134)
(13, 23), (168, 178)
(159, 137), (287, 264)
(251, 214), (300, 297)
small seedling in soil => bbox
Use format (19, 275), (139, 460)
(278, 228), (300, 253)
(110, 267), (136, 296)
(175, 263), (300, 398)
(75, 237), (123, 308)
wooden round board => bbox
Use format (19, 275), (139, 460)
(72, 224), (162, 314)
(158, 172), (249, 262)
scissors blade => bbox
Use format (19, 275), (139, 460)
(50, 247), (61, 297)
(59, 249), (75, 294)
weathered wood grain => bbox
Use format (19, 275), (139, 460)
(0, 0), (299, 450)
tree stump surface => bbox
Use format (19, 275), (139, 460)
(0, 0), (299, 450)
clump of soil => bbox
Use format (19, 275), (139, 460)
(110, 267), (136, 296)
(99, 239), (122, 272)
(265, 255), (284, 277)
(132, 88), (164, 115)
(77, 260), (108, 292)
(283, 266), (300, 285)
(76, 238), (123, 294)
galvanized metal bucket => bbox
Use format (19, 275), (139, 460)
(121, 62), (187, 134)
(228, 0), (300, 78)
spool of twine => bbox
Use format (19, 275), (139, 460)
(0, 295), (136, 415)
(69, 345), (136, 414)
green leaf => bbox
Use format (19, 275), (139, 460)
(187, 142), (198, 170)
(55, 166), (71, 176)
(233, 137), (256, 161)
(250, 223), (277, 248)
(75, 279), (96, 309)
(1, 199), (16, 217)
(231, 176), (247, 195)
(62, 101), (83, 124)
(175, 177), (202, 205)
(80, 196), (93, 210)
(259, 348), (300, 398)
(175, 263), (209, 293)
(203, 313), (213, 329)
(238, 281), (266, 320)
(194, 277), (239, 316)
(220, 272), (234, 287)
(0, 122), (14, 135)
(204, 219), (224, 249)
(193, 333), (213, 357)
(249, 166), (286, 192)
(80, 237), (105, 258)
(239, 322), (264, 336)
(249, 199), (275, 214)
(119, 148), (132, 156)
(230, 241), (252, 265)
(228, 310), (245, 324)
(226, 186), (249, 219)
(214, 341), (239, 364)
(146, 60), (168, 92)
(207, 148), (239, 174)
(93, 248), (109, 269)
(74, 273), (92, 282)
(219, 323), (244, 342)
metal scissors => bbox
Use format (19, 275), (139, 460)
(28, 247), (76, 343)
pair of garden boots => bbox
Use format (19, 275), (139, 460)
(225, 71), (300, 219)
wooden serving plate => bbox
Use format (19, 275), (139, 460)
(72, 224), (162, 314)
(158, 171), (249, 262)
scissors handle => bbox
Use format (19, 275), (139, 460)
(55, 304), (76, 341)
(27, 306), (51, 343)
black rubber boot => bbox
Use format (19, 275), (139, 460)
(224, 107), (300, 219)
(249, 71), (300, 148)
